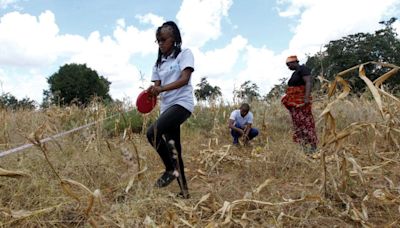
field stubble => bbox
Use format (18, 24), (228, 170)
(1, 63), (400, 227)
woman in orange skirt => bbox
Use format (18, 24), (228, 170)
(281, 55), (318, 153)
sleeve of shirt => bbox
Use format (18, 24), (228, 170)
(300, 65), (311, 77)
(229, 110), (237, 120)
(151, 65), (160, 82)
(178, 49), (195, 71)
(247, 112), (254, 124)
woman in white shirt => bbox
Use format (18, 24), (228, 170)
(146, 21), (194, 198)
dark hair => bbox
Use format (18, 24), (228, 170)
(240, 103), (250, 111)
(155, 21), (182, 67)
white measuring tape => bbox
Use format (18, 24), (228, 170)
(0, 113), (120, 158)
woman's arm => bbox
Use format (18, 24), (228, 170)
(149, 67), (194, 96)
(147, 80), (161, 95)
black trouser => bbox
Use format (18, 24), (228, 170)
(146, 104), (191, 183)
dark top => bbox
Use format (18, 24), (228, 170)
(288, 65), (311, 86)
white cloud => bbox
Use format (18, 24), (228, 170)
(176, 0), (233, 47)
(235, 46), (288, 98)
(0, 11), (60, 67)
(0, 68), (47, 101)
(0, 69), (9, 93)
(0, 10), (158, 102)
(279, 0), (400, 55)
(113, 21), (157, 56)
(0, 0), (18, 9)
(136, 13), (164, 27)
(206, 0), (400, 102)
(193, 35), (247, 77)
(1, 0), (400, 104)
(189, 35), (247, 102)
(277, 0), (315, 17)
(66, 31), (147, 101)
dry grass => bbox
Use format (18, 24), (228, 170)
(1, 63), (400, 227)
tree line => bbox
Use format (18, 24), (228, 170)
(1, 18), (399, 110)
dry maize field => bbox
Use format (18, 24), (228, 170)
(1, 62), (400, 227)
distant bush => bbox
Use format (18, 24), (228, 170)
(0, 93), (37, 110)
(103, 109), (157, 136)
(185, 105), (231, 134)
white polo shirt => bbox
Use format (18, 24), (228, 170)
(229, 110), (253, 128)
(151, 48), (195, 114)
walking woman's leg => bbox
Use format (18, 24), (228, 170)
(302, 105), (318, 148)
(165, 126), (189, 197)
(289, 107), (303, 144)
(147, 121), (174, 171)
(146, 105), (190, 187)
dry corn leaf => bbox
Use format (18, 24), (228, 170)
(194, 193), (211, 210)
(327, 80), (337, 98)
(359, 64), (383, 117)
(361, 195), (369, 221)
(62, 178), (95, 195)
(209, 145), (231, 174)
(254, 178), (273, 194)
(0, 168), (30, 178)
(319, 101), (336, 118)
(336, 76), (351, 100)
(219, 201), (231, 220)
(1, 204), (62, 220)
(345, 154), (365, 184)
(179, 218), (194, 228)
(197, 169), (207, 176)
(377, 88), (400, 103)
(60, 178), (101, 215)
(125, 166), (148, 193)
(337, 63), (362, 78)
(373, 67), (399, 87)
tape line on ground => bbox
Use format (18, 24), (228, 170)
(0, 113), (119, 158)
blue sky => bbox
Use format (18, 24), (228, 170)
(1, 0), (400, 104)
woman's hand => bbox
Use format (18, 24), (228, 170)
(147, 85), (163, 97)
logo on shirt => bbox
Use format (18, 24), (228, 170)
(169, 63), (180, 72)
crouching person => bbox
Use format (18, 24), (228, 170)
(228, 103), (259, 146)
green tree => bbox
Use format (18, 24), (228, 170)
(0, 93), (36, 110)
(194, 77), (222, 102)
(45, 63), (112, 106)
(306, 17), (400, 93)
(265, 77), (288, 100)
(18, 97), (37, 110)
(233, 80), (260, 102)
(0, 93), (18, 109)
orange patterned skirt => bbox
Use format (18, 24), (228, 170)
(281, 85), (311, 108)
(281, 86), (318, 147)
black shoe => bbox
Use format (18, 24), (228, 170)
(155, 171), (176, 188)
